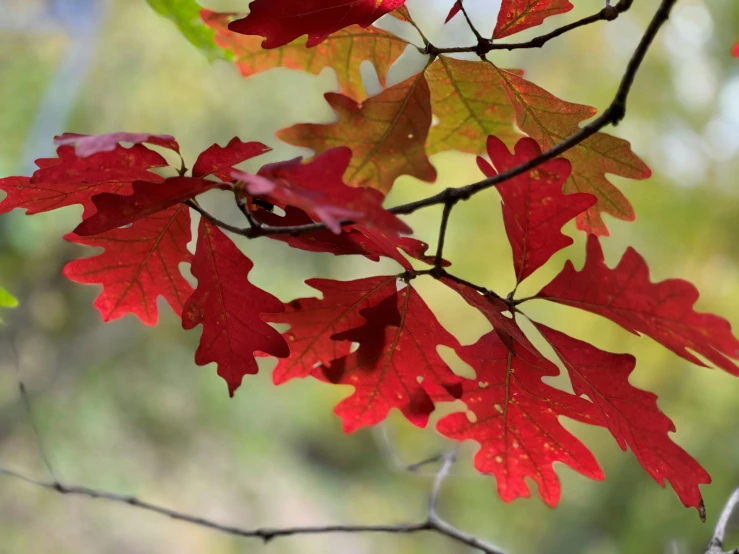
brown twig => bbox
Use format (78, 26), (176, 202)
(427, 0), (633, 55)
(0, 461), (505, 553)
(705, 487), (739, 554)
(201, 0), (676, 247)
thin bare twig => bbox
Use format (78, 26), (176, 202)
(427, 0), (633, 55)
(706, 487), (739, 554)
(0, 461), (505, 553)
(3, 334), (57, 482)
(434, 200), (457, 271)
(457, 0), (485, 43)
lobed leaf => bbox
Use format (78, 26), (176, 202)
(477, 135), (596, 283)
(323, 282), (463, 432)
(494, 0), (573, 39)
(235, 147), (412, 235)
(64, 206), (193, 326)
(203, 12), (408, 101)
(265, 276), (398, 385)
(0, 145), (167, 216)
(436, 332), (603, 506)
(536, 323), (710, 517)
(228, 0), (407, 49)
(183, 220), (289, 396)
(537, 235), (739, 374)
(278, 72), (436, 194)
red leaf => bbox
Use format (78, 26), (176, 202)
(321, 282), (463, 432)
(445, 1), (462, 23)
(54, 132), (180, 157)
(265, 276), (398, 385)
(63, 205), (193, 325)
(352, 225), (443, 270)
(74, 177), (221, 236)
(494, 0), (573, 39)
(251, 204), (437, 269)
(251, 204), (380, 258)
(442, 278), (539, 356)
(477, 136), (596, 283)
(182, 220), (289, 396)
(235, 147), (412, 235)
(0, 145), (168, 216)
(228, 0), (407, 48)
(536, 323), (710, 517)
(733, 41), (739, 57)
(436, 333), (603, 506)
(192, 138), (271, 181)
(537, 235), (739, 374)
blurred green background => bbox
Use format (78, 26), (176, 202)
(1, 0), (739, 552)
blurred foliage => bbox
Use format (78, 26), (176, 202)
(0, 0), (738, 553)
(146, 0), (231, 61)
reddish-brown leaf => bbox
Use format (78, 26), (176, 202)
(537, 235), (739, 374)
(491, 64), (651, 235)
(323, 283), (462, 432)
(265, 276), (397, 385)
(182, 220), (289, 396)
(494, 0), (573, 39)
(0, 145), (168, 215)
(425, 56), (649, 235)
(477, 135), (596, 283)
(63, 205), (193, 325)
(235, 147), (412, 235)
(54, 132), (180, 156)
(277, 72), (436, 195)
(203, 11), (408, 102)
(228, 0), (407, 48)
(74, 177), (221, 236)
(436, 332), (603, 506)
(192, 138), (271, 181)
(536, 323), (710, 517)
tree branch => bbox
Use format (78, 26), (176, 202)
(706, 487), (739, 554)
(0, 462), (506, 553)
(427, 0), (633, 55)
(198, 0), (676, 244)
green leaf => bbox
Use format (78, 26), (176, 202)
(0, 287), (17, 322)
(146, 0), (231, 61)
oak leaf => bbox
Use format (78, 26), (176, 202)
(182, 220), (289, 396)
(477, 135), (596, 283)
(203, 11), (408, 101)
(536, 323), (710, 517)
(537, 235), (739, 374)
(321, 282), (463, 432)
(265, 276), (398, 385)
(64, 205), (193, 326)
(228, 0), (407, 48)
(0, 145), (168, 216)
(235, 147), (412, 235)
(54, 132), (180, 157)
(436, 331), (603, 506)
(494, 0), (573, 39)
(277, 72), (436, 194)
